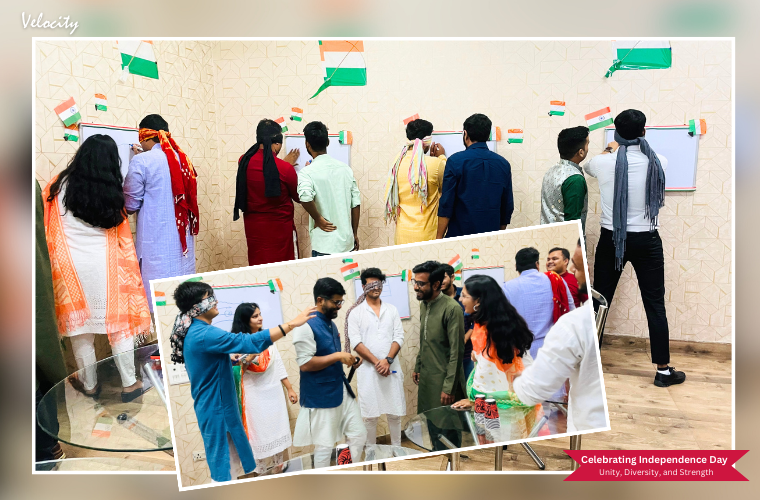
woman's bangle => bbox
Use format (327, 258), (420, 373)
(278, 324), (287, 336)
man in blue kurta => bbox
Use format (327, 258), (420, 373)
(170, 281), (315, 482)
(291, 278), (366, 468)
(436, 113), (514, 239)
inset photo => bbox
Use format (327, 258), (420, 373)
(151, 222), (608, 489)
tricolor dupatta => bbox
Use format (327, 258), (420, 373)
(383, 138), (430, 223)
(42, 178), (151, 344)
(138, 128), (199, 254)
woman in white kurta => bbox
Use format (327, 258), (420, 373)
(231, 303), (297, 472)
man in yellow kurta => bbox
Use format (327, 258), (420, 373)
(383, 119), (447, 244)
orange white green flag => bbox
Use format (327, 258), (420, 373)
(310, 40), (367, 99)
(118, 40), (159, 79)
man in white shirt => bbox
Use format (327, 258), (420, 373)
(584, 109), (685, 388)
(346, 268), (406, 447)
(513, 239), (607, 432)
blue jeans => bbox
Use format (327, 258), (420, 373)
(463, 356), (475, 382)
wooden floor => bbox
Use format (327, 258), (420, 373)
(342, 335), (733, 472)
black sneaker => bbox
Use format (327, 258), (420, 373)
(654, 367), (686, 387)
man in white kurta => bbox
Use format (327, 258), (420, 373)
(347, 271), (406, 446)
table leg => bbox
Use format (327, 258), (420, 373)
(520, 443), (545, 470)
(378, 462), (386, 471)
(450, 452), (461, 471)
(569, 435), (582, 471)
(362, 464), (373, 471)
(494, 446), (503, 471)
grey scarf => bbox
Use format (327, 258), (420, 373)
(612, 131), (665, 270)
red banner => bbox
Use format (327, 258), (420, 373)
(564, 450), (748, 481)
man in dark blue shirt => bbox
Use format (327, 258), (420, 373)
(436, 113), (514, 238)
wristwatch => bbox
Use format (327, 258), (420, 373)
(385, 356), (394, 365)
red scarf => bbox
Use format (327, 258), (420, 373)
(545, 271), (571, 323)
(138, 128), (199, 254)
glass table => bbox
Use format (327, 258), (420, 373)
(35, 456), (175, 472)
(404, 401), (579, 470)
(37, 345), (173, 454)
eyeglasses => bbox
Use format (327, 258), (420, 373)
(411, 279), (429, 288)
(320, 297), (345, 307)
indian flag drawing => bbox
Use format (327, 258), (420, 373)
(507, 129), (524, 144)
(118, 40), (159, 79)
(95, 93), (107, 111)
(63, 124), (79, 142)
(290, 107), (303, 121)
(448, 254), (463, 272)
(549, 101), (566, 116)
(339, 130), (353, 145)
(341, 262), (360, 281)
(54, 97), (81, 127)
(606, 40), (671, 77)
(311, 40), (367, 99)
(268, 279), (284, 293)
(489, 126), (502, 141)
(689, 119), (707, 136)
(585, 107), (614, 131)
(275, 117), (288, 133)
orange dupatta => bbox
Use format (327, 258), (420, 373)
(239, 347), (272, 438)
(42, 178), (151, 344)
(471, 323), (525, 386)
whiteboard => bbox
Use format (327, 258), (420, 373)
(79, 123), (138, 181)
(461, 266), (506, 287)
(211, 284), (285, 333)
(603, 126), (699, 191)
(284, 133), (351, 172)
(431, 131), (497, 158)
(352, 274), (411, 320)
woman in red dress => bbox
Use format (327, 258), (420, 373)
(233, 119), (301, 266)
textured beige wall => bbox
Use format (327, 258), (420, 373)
(34, 40), (733, 348)
(153, 223), (582, 487)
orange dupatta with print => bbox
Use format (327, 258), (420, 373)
(42, 178), (151, 343)
(545, 271), (571, 323)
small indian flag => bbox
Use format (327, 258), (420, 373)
(92, 417), (112, 438)
(507, 129), (524, 144)
(342, 258), (354, 263)
(339, 130), (353, 145)
(63, 124), (79, 142)
(689, 119), (707, 136)
(290, 107), (303, 121)
(184, 276), (203, 282)
(454, 271), (462, 282)
(268, 279), (284, 293)
(155, 290), (166, 307)
(549, 101), (566, 116)
(403, 113), (419, 125)
(401, 269), (410, 282)
(489, 126), (502, 141)
(448, 254), (463, 272)
(311, 40), (367, 99)
(54, 97), (81, 127)
(341, 262), (360, 281)
(275, 117), (288, 133)
(472, 249), (480, 260)
(118, 40), (159, 79)
(585, 107), (614, 131)
(94, 93), (108, 111)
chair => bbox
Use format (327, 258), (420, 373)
(590, 287), (609, 345)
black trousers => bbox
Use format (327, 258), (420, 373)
(592, 228), (670, 365)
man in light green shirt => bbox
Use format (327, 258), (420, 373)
(297, 121), (362, 256)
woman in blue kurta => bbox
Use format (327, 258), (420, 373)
(170, 281), (316, 482)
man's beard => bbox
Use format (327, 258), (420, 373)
(417, 289), (433, 301)
(325, 307), (339, 319)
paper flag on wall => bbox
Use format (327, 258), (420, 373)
(472, 249), (480, 260)
(95, 93), (107, 111)
(268, 279), (284, 293)
(605, 40), (672, 78)
(341, 262), (360, 281)
(454, 270), (462, 282)
(585, 107), (613, 131)
(339, 131), (353, 145)
(448, 254), (463, 272)
(184, 276), (203, 282)
(507, 129), (524, 144)
(310, 40), (367, 99)
(342, 258), (354, 263)
(54, 97), (81, 127)
(63, 124), (79, 142)
(689, 119), (707, 137)
(401, 269), (410, 282)
(489, 126), (502, 141)
(549, 101), (566, 116)
(118, 40), (159, 79)
(290, 107), (303, 121)
(403, 113), (420, 125)
(275, 117), (288, 133)
(155, 290), (166, 307)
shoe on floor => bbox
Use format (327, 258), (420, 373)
(654, 367), (686, 387)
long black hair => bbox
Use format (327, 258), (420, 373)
(233, 119), (284, 220)
(231, 302), (261, 334)
(47, 134), (125, 229)
(464, 274), (533, 364)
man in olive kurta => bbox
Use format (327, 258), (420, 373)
(411, 261), (465, 432)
